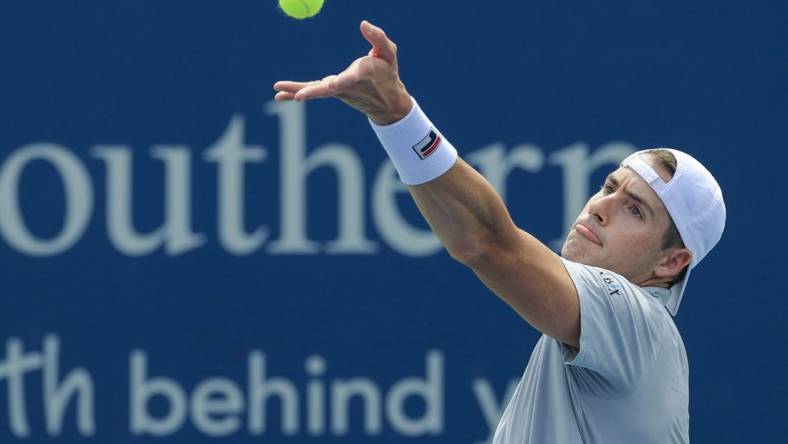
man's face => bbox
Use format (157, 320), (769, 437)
(561, 163), (674, 284)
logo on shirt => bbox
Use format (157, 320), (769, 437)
(599, 271), (622, 296)
(412, 129), (441, 160)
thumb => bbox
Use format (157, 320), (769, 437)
(360, 20), (398, 67)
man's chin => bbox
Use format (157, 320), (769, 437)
(560, 238), (584, 261)
(561, 240), (600, 267)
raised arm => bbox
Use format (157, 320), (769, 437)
(274, 21), (580, 347)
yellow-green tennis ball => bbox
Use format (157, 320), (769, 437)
(278, 0), (324, 20)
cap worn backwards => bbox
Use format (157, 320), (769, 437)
(620, 149), (726, 316)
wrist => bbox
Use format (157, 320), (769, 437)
(368, 83), (413, 125)
(369, 97), (458, 185)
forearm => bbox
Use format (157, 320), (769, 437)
(408, 158), (521, 263)
(370, 97), (520, 262)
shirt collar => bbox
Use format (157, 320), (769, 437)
(644, 286), (672, 306)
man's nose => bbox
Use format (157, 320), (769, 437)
(588, 195), (611, 226)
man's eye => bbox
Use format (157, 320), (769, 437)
(602, 184), (614, 194)
(632, 206), (643, 218)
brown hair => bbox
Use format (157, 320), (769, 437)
(644, 149), (688, 283)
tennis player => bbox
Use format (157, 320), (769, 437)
(274, 21), (725, 443)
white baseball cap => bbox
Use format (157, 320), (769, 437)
(621, 149), (726, 316)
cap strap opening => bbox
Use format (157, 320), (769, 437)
(624, 156), (668, 193)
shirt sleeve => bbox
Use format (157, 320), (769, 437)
(559, 258), (665, 395)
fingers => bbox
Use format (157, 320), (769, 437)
(273, 80), (314, 93)
(360, 20), (398, 67)
(274, 91), (296, 102)
(273, 81), (314, 102)
(296, 76), (340, 100)
(272, 76), (344, 102)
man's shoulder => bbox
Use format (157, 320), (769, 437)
(560, 257), (673, 322)
(560, 258), (650, 296)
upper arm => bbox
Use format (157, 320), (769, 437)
(465, 228), (580, 347)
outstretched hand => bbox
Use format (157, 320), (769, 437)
(273, 20), (412, 125)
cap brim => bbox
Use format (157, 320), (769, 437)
(667, 265), (692, 316)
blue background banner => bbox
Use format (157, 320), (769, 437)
(1, 1), (786, 442)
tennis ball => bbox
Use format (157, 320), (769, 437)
(278, 0), (324, 20)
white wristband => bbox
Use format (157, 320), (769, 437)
(369, 97), (458, 185)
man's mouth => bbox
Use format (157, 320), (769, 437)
(575, 223), (603, 247)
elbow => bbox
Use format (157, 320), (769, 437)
(447, 238), (497, 269)
(446, 221), (521, 268)
(447, 226), (524, 270)
(447, 247), (478, 266)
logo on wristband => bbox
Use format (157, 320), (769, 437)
(412, 129), (441, 160)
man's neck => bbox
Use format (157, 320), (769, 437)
(637, 275), (673, 289)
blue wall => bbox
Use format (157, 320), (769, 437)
(1, 1), (786, 442)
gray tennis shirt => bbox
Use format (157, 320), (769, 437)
(492, 258), (689, 444)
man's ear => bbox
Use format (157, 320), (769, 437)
(654, 247), (692, 279)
